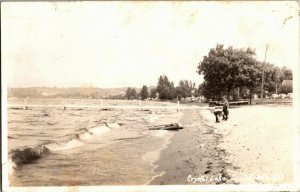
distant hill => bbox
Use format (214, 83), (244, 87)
(7, 86), (156, 99)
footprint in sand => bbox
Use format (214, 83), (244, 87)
(219, 149), (226, 153)
(233, 166), (240, 170)
(204, 170), (211, 174)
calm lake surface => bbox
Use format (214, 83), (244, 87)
(7, 99), (180, 186)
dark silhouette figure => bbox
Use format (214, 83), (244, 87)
(222, 96), (229, 120)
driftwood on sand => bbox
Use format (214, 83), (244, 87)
(148, 123), (183, 130)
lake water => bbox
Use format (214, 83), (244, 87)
(7, 99), (182, 186)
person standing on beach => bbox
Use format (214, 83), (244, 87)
(222, 96), (229, 120)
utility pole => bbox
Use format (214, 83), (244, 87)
(261, 45), (269, 99)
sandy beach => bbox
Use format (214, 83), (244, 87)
(151, 104), (294, 185)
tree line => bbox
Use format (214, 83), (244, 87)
(197, 44), (292, 102)
(12, 44), (291, 102)
(126, 44), (293, 102)
(125, 76), (198, 101)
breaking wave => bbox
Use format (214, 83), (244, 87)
(88, 125), (111, 135)
(145, 114), (159, 123)
(44, 139), (84, 152)
(76, 131), (93, 141)
(9, 122), (121, 168)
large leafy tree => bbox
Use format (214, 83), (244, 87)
(197, 44), (262, 101)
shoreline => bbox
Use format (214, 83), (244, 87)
(142, 109), (185, 185)
(150, 104), (293, 185)
(150, 108), (233, 185)
(142, 132), (172, 185)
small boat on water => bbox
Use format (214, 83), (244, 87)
(148, 123), (183, 130)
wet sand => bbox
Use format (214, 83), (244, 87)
(150, 104), (293, 185)
(150, 108), (232, 185)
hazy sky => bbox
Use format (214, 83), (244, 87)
(2, 1), (299, 88)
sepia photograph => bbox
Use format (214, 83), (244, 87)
(1, 1), (300, 191)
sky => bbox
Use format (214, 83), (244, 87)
(2, 1), (299, 88)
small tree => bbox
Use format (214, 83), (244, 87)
(125, 88), (132, 100)
(140, 85), (149, 100)
(279, 66), (293, 81)
(262, 63), (281, 93)
(150, 88), (157, 99)
(130, 88), (137, 100)
(156, 75), (175, 100)
(125, 87), (137, 100)
(176, 80), (195, 100)
(279, 85), (293, 94)
(169, 81), (177, 99)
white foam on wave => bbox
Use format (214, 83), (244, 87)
(106, 122), (120, 129)
(77, 131), (93, 141)
(145, 114), (159, 123)
(150, 130), (169, 138)
(88, 125), (111, 135)
(45, 139), (84, 152)
(8, 158), (16, 177)
(143, 130), (175, 185)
